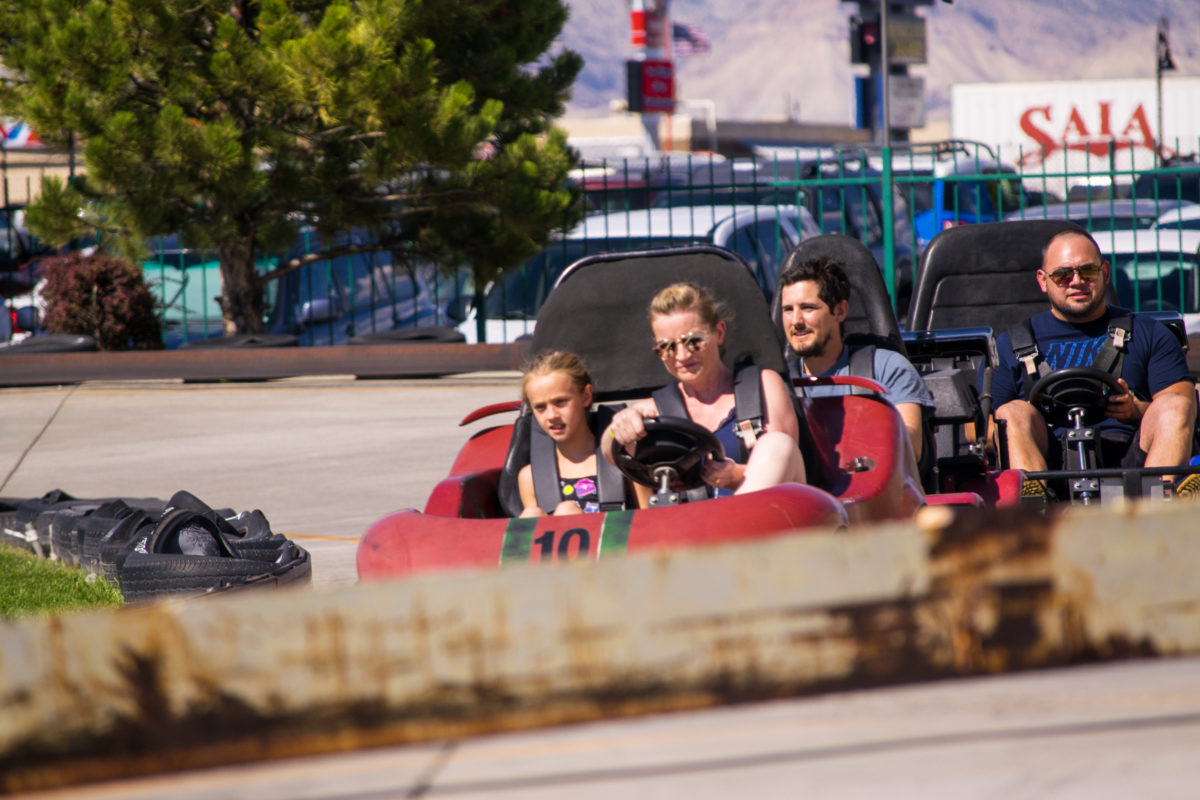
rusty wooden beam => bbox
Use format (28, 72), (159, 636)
(3, 500), (1200, 792)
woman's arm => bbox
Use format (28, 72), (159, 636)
(759, 368), (800, 442)
(630, 479), (653, 509)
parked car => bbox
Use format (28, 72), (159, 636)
(891, 152), (1030, 248)
(266, 231), (448, 347)
(1005, 198), (1194, 233)
(1133, 158), (1200, 205)
(143, 230), (450, 348)
(799, 162), (917, 314)
(0, 257), (46, 344)
(569, 156), (698, 214)
(654, 153), (917, 314)
(0, 205), (52, 273)
(141, 235), (233, 347)
(650, 158), (804, 209)
(808, 141), (1028, 249)
(1154, 203), (1200, 232)
(457, 204), (822, 343)
(1100, 228), (1200, 336)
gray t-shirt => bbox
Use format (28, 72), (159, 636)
(790, 345), (934, 409)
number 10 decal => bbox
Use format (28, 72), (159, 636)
(499, 511), (633, 566)
(533, 528), (590, 561)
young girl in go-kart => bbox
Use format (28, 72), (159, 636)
(603, 282), (807, 496)
(518, 350), (641, 516)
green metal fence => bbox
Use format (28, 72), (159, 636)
(565, 141), (1200, 329)
(6, 141), (1200, 345)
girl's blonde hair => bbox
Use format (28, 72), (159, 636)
(521, 350), (593, 403)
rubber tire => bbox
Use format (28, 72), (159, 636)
(0, 334), (98, 354)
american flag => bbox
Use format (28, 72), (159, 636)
(672, 22), (711, 56)
(1, 119), (43, 148)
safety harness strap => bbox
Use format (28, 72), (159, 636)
(530, 404), (628, 514)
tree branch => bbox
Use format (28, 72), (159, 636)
(259, 236), (414, 284)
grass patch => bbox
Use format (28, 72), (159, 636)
(0, 546), (124, 619)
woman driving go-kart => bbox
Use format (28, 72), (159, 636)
(603, 282), (806, 504)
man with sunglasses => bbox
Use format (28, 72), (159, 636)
(990, 228), (1197, 487)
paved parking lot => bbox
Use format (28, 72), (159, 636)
(0, 373), (522, 589)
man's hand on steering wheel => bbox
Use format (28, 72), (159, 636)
(1104, 378), (1145, 424)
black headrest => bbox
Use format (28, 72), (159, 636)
(529, 246), (787, 397)
(907, 220), (1119, 333)
(771, 233), (906, 357)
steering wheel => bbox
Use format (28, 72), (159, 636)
(1028, 366), (1124, 427)
(613, 416), (726, 491)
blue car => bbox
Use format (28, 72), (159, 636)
(895, 155), (1030, 248)
(143, 231), (453, 348)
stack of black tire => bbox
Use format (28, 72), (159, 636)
(0, 489), (311, 602)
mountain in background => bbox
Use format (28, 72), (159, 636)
(557, 0), (1200, 126)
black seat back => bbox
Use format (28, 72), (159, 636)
(497, 411), (534, 517)
(531, 245), (788, 398)
(907, 220), (1119, 334)
(772, 233), (906, 357)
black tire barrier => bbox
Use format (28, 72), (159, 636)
(0, 334), (98, 354)
(1, 488), (311, 602)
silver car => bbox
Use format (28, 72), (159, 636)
(457, 204), (822, 343)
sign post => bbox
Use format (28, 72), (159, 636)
(627, 0), (673, 150)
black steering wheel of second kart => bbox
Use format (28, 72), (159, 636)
(1028, 366), (1125, 428)
(613, 416), (726, 492)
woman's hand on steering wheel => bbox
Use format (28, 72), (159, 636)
(702, 457), (739, 491)
(608, 405), (658, 453)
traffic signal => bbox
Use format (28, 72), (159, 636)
(849, 15), (881, 64)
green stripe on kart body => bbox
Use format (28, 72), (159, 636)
(499, 517), (538, 565)
(597, 510), (634, 558)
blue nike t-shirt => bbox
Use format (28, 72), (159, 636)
(990, 307), (1191, 436)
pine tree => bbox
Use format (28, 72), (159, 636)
(0, 0), (583, 336)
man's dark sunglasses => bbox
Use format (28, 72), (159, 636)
(1046, 264), (1102, 287)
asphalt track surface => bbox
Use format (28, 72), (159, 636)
(4, 375), (1200, 797)
(0, 373), (523, 589)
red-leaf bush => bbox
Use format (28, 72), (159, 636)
(40, 252), (163, 350)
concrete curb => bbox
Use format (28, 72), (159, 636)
(3, 500), (1199, 792)
(0, 341), (532, 386)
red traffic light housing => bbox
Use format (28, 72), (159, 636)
(849, 15), (881, 64)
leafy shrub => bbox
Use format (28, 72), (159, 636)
(40, 252), (163, 350)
